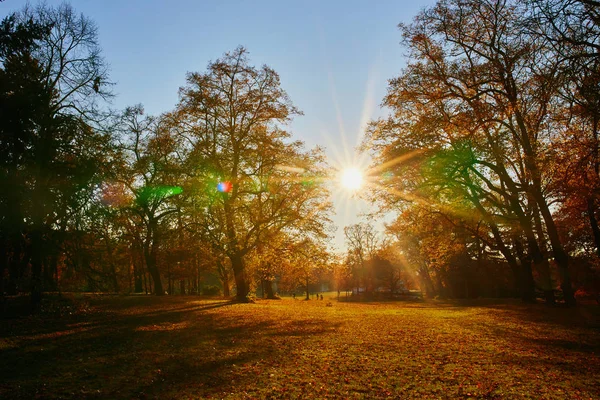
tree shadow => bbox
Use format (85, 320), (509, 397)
(0, 298), (342, 399)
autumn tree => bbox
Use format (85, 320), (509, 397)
(365, 0), (582, 305)
(173, 47), (332, 301)
(110, 106), (182, 295)
(344, 222), (379, 294)
(287, 238), (330, 300)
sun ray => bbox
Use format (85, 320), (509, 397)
(367, 149), (425, 175)
(320, 128), (347, 166)
(368, 181), (481, 223)
(356, 59), (379, 148)
(327, 69), (351, 164)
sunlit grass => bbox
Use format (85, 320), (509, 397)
(1, 295), (599, 399)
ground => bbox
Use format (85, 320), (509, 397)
(1, 294), (599, 399)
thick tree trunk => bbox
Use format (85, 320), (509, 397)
(526, 235), (554, 305)
(230, 252), (248, 301)
(419, 265), (436, 298)
(216, 259), (231, 297)
(533, 191), (576, 306)
(531, 203), (556, 305)
(134, 256), (143, 293)
(146, 257), (163, 295)
(306, 276), (310, 300)
(143, 271), (148, 294)
(265, 279), (277, 299)
(144, 244), (163, 295)
(435, 275), (445, 299)
(144, 221), (164, 296)
(222, 276), (230, 297)
(513, 238), (536, 303)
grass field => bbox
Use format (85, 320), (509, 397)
(1, 295), (599, 399)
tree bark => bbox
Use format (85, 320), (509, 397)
(531, 202), (556, 305)
(513, 238), (536, 303)
(419, 265), (436, 298)
(587, 197), (600, 258)
(222, 274), (230, 297)
(265, 279), (277, 299)
(144, 221), (164, 296)
(133, 251), (143, 293)
(306, 275), (310, 300)
(230, 252), (248, 301)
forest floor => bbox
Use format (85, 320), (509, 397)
(1, 294), (599, 399)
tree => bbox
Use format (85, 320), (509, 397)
(173, 47), (332, 301)
(364, 0), (580, 305)
(344, 223), (379, 294)
(0, 14), (51, 296)
(111, 106), (182, 295)
(1, 3), (111, 309)
(288, 239), (329, 300)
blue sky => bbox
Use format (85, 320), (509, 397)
(1, 0), (437, 250)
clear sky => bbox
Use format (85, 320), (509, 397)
(1, 0), (437, 251)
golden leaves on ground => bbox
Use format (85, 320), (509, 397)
(1, 296), (599, 399)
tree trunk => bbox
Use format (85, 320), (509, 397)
(513, 238), (536, 303)
(146, 257), (163, 295)
(265, 279), (277, 299)
(132, 246), (143, 293)
(306, 275), (310, 300)
(590, 114), (600, 257)
(222, 274), (230, 297)
(533, 190), (576, 306)
(144, 221), (164, 296)
(587, 197), (600, 258)
(531, 203), (556, 305)
(418, 264), (436, 298)
(143, 271), (148, 294)
(230, 252), (248, 301)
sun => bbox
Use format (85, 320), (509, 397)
(340, 167), (364, 190)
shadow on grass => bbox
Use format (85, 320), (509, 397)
(0, 297), (342, 399)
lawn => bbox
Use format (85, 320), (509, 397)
(1, 295), (599, 399)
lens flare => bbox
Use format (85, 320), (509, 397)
(217, 181), (233, 193)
